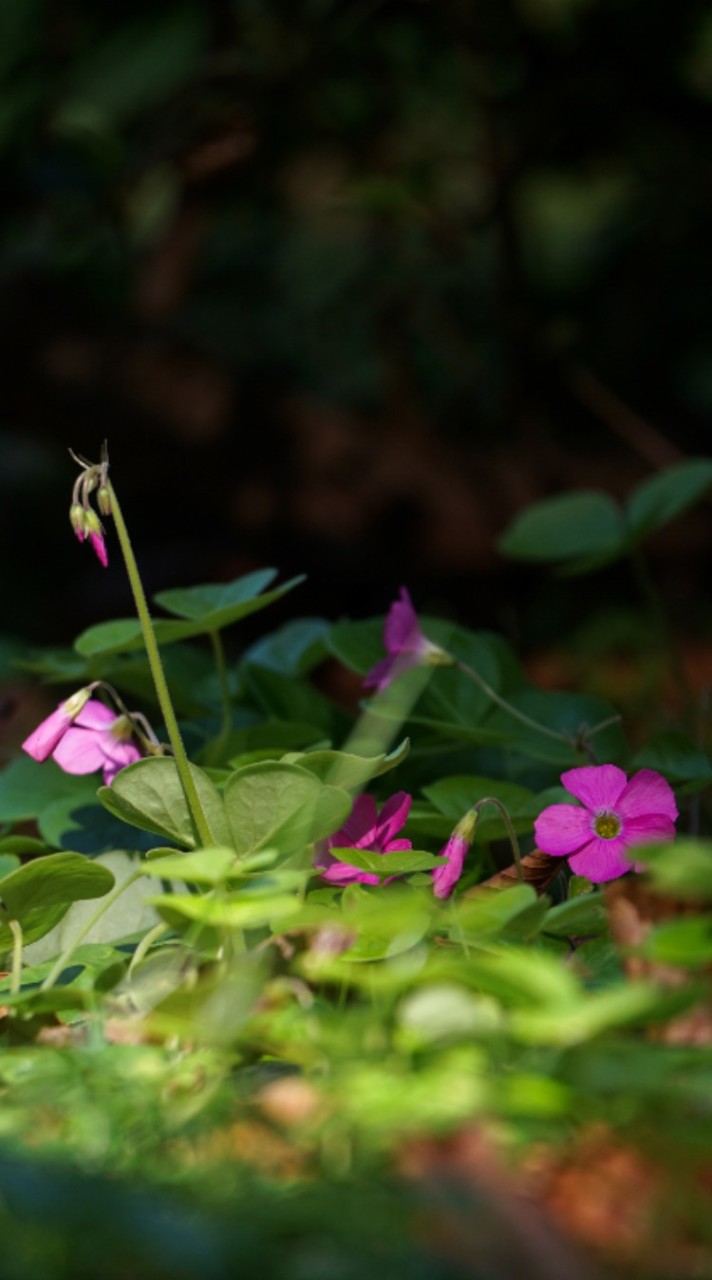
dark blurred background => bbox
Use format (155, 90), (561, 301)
(2, 0), (711, 649)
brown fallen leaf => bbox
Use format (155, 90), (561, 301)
(472, 849), (563, 895)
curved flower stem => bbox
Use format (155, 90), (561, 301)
(40, 870), (144, 993)
(473, 797), (523, 883)
(106, 480), (215, 847)
(9, 920), (23, 996)
(455, 660), (568, 744)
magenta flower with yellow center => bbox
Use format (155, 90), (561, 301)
(534, 764), (678, 883)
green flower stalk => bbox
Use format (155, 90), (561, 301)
(69, 448), (216, 847)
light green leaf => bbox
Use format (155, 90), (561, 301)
(223, 761), (352, 856)
(98, 757), (230, 848)
(637, 838), (712, 901)
(150, 891), (301, 931)
(140, 846), (238, 885)
(450, 885), (547, 941)
(327, 848), (448, 877)
(0, 852), (115, 949)
(284, 737), (410, 790)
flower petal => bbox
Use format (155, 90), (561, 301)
(74, 700), (118, 729)
(320, 862), (380, 887)
(375, 791), (412, 848)
(363, 655), (398, 692)
(432, 833), (469, 899)
(534, 803), (592, 856)
(560, 764), (628, 813)
(330, 794), (379, 848)
(617, 769), (678, 824)
(52, 726), (109, 774)
(568, 837), (635, 883)
(383, 588), (421, 655)
(22, 704), (74, 762)
(102, 744), (141, 784)
(623, 813), (677, 847)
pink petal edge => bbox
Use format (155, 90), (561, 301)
(617, 769), (678, 824)
(560, 764), (628, 813)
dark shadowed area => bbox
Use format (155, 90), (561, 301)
(1, 0), (711, 649)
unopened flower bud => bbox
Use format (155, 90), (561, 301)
(22, 685), (94, 762)
(69, 503), (88, 542)
(83, 508), (103, 536)
(97, 486), (112, 516)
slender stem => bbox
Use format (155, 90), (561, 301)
(456, 660), (568, 744)
(9, 920), (23, 996)
(40, 865), (145, 993)
(474, 797), (523, 883)
(205, 629), (233, 764)
(40, 871), (144, 992)
(106, 480), (215, 847)
(129, 921), (169, 976)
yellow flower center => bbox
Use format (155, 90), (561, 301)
(594, 811), (621, 840)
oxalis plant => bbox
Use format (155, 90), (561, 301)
(2, 447), (712, 1279)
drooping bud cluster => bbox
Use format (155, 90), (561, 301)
(69, 443), (111, 567)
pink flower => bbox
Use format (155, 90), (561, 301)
(364, 588), (449, 692)
(432, 809), (478, 899)
(22, 687), (94, 762)
(317, 791), (413, 886)
(50, 699), (142, 784)
(534, 764), (678, 883)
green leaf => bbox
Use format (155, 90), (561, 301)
(423, 776), (538, 842)
(0, 756), (96, 824)
(450, 885), (547, 941)
(632, 731), (712, 788)
(150, 891), (301, 932)
(57, 5), (208, 128)
(642, 915), (712, 967)
(637, 838), (712, 901)
(98, 758), (230, 848)
(284, 738), (410, 789)
(243, 617), (331, 675)
(543, 893), (608, 937)
(498, 490), (626, 564)
(0, 854), (20, 880)
(153, 568), (278, 620)
(74, 574), (305, 657)
(0, 852), (115, 949)
(485, 690), (625, 765)
(0, 836), (47, 856)
(627, 458), (712, 541)
(223, 761), (352, 856)
(241, 664), (342, 735)
(327, 848), (448, 877)
(140, 846), (238, 885)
